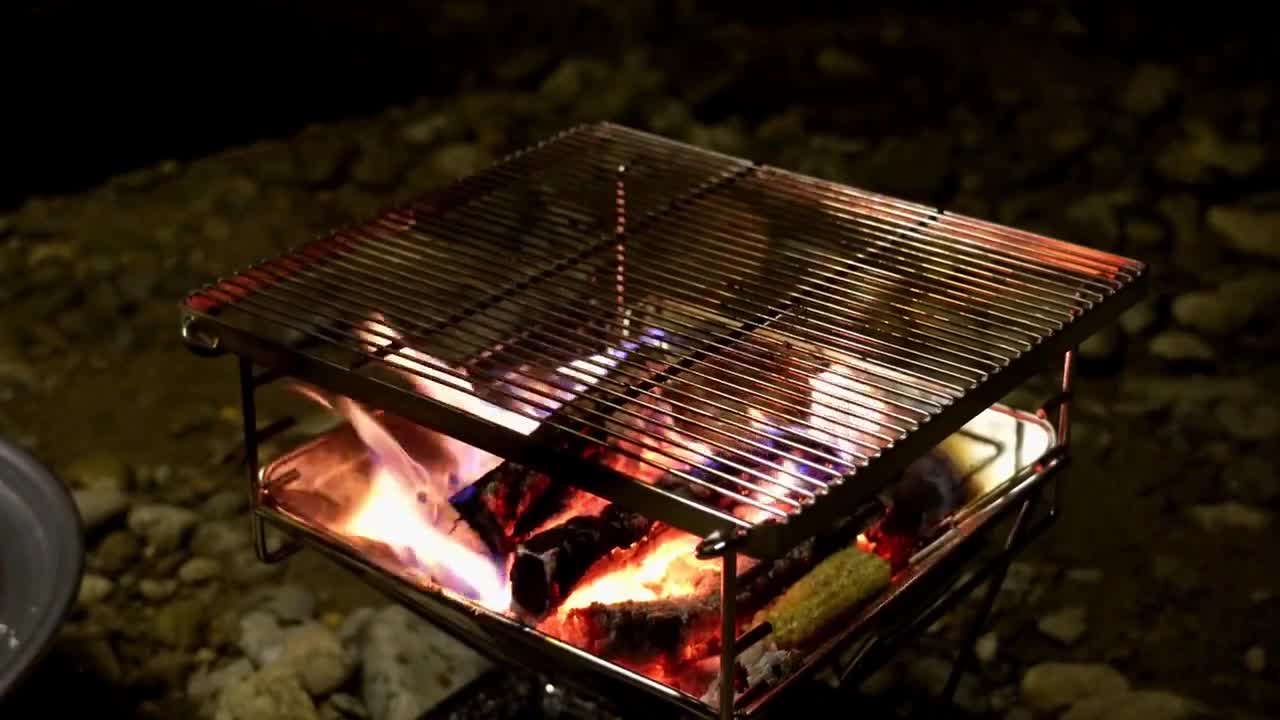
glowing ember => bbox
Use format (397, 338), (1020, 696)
(554, 530), (712, 614)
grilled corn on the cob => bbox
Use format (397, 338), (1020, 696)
(762, 545), (891, 649)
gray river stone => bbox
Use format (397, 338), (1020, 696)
(1021, 662), (1131, 713)
(360, 606), (492, 720)
(74, 488), (130, 532)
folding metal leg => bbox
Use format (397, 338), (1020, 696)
(238, 357), (302, 563)
(938, 348), (1075, 709)
(720, 547), (738, 720)
(936, 495), (1035, 706)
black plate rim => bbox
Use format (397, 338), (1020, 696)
(0, 438), (84, 698)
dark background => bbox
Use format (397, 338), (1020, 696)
(3, 2), (1273, 209)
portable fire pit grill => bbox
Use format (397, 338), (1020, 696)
(180, 122), (1146, 719)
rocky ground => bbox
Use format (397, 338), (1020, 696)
(2, 2), (1279, 719)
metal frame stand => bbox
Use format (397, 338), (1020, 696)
(230, 337), (1076, 719)
(933, 349), (1075, 711)
(238, 357), (303, 563)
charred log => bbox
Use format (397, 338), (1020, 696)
(509, 462), (726, 619)
(561, 595), (722, 665)
(868, 449), (965, 570)
(449, 483), (512, 557)
(554, 501), (882, 664)
(878, 449), (964, 538)
(448, 461), (562, 556)
(510, 504), (653, 618)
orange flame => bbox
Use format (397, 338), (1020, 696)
(292, 316), (539, 611)
(344, 464), (511, 610)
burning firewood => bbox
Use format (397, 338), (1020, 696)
(549, 508), (873, 665)
(560, 594), (723, 665)
(508, 454), (726, 619)
(448, 461), (562, 556)
(510, 503), (655, 618)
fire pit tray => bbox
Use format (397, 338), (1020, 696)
(0, 439), (84, 698)
(255, 404), (1056, 719)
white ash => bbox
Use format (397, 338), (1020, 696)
(699, 641), (797, 706)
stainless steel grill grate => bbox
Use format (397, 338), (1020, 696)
(182, 122), (1145, 558)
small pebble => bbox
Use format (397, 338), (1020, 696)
(92, 530), (142, 575)
(975, 632), (999, 664)
(139, 578), (179, 601)
(77, 574), (114, 605)
(1245, 645), (1267, 674)
(327, 693), (368, 719)
(339, 608), (375, 645)
(190, 520), (250, 557)
(187, 657), (254, 705)
(216, 667), (318, 720)
(178, 556), (222, 584)
(244, 584), (317, 624)
(66, 454), (134, 492)
(1191, 502), (1273, 532)
(1079, 327), (1120, 362)
(200, 490), (247, 519)
(276, 622), (353, 696)
(127, 504), (198, 552)
(1038, 606), (1087, 645)
(1021, 662), (1130, 712)
(1119, 297), (1158, 336)
(1148, 330), (1215, 363)
(73, 488), (131, 532)
(238, 611), (285, 667)
(1067, 567), (1104, 584)
(1062, 690), (1202, 720)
